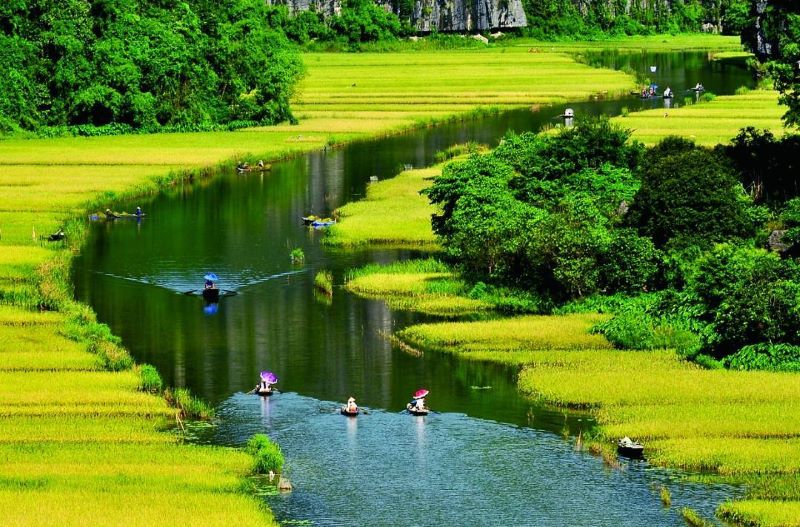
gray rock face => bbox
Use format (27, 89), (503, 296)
(752, 0), (774, 60)
(268, 0), (527, 32)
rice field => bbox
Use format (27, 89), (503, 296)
(395, 314), (800, 526)
(326, 165), (440, 247)
(614, 90), (785, 146)
(0, 34), (774, 525)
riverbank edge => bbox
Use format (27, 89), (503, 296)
(0, 44), (655, 524)
(329, 93), (795, 525)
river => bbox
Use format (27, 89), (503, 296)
(73, 51), (752, 526)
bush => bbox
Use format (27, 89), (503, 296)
(724, 343), (800, 372)
(684, 244), (800, 357)
(290, 248), (305, 263)
(627, 141), (757, 247)
(139, 364), (163, 393)
(246, 433), (285, 474)
(699, 91), (717, 103)
(165, 388), (214, 420)
(91, 341), (134, 371)
(592, 295), (700, 353)
(314, 270), (334, 295)
(468, 282), (551, 314)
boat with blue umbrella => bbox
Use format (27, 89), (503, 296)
(202, 273), (220, 302)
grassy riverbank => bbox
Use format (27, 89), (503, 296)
(0, 41), (652, 524)
(344, 259), (490, 316)
(394, 315), (800, 526)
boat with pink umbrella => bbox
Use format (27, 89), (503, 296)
(256, 371), (278, 396)
(406, 388), (429, 416)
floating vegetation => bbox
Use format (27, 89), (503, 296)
(289, 247), (305, 264)
(314, 270), (334, 296)
(660, 485), (671, 507)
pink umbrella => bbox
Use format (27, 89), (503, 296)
(260, 371), (278, 384)
(413, 388), (429, 399)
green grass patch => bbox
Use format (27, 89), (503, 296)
(344, 259), (490, 316)
(325, 165), (441, 247)
(246, 434), (285, 474)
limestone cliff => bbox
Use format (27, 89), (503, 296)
(269, 0), (527, 32)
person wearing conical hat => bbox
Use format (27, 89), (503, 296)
(346, 396), (358, 413)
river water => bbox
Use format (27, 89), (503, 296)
(73, 51), (751, 526)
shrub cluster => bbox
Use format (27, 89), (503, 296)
(246, 434), (285, 474)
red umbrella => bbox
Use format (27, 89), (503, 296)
(413, 388), (429, 399)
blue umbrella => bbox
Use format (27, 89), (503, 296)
(204, 273), (219, 281)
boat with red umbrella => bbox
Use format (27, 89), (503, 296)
(256, 371), (278, 396)
(406, 388), (429, 416)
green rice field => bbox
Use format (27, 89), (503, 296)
(614, 90), (784, 146)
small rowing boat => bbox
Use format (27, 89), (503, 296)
(406, 403), (429, 416)
(202, 288), (220, 302)
(617, 436), (644, 458)
(341, 407), (359, 416)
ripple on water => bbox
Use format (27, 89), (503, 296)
(205, 393), (740, 527)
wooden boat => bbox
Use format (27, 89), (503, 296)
(202, 288), (220, 302)
(301, 215), (319, 225)
(311, 219), (336, 228)
(47, 231), (65, 242)
(256, 387), (274, 396)
(406, 403), (429, 416)
(237, 163), (271, 173)
(341, 407), (359, 416)
(617, 437), (644, 459)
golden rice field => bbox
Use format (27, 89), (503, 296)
(326, 165), (441, 247)
(395, 315), (800, 526)
(614, 90), (784, 146)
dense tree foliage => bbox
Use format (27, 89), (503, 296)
(725, 128), (800, 205)
(426, 121), (800, 368)
(0, 0), (303, 133)
(523, 0), (750, 39)
(742, 1), (800, 126)
(266, 0), (409, 49)
(425, 119), (649, 299)
(626, 145), (755, 247)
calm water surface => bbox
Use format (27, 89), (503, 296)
(73, 52), (750, 526)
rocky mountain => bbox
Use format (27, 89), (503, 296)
(268, 0), (527, 32)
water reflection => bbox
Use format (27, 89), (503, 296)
(72, 51), (753, 526)
(201, 392), (741, 527)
